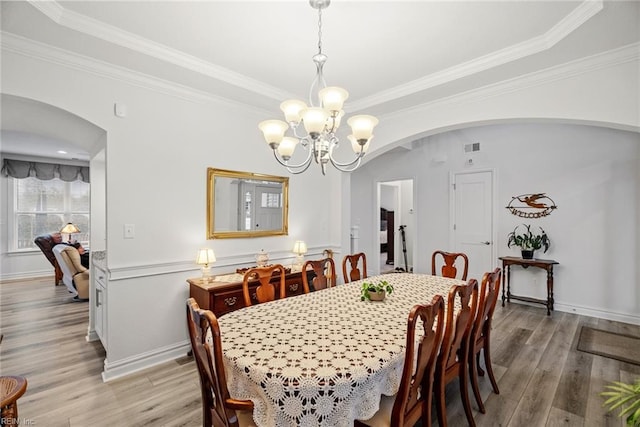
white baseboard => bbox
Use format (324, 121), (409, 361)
(554, 302), (640, 326)
(0, 271), (51, 282)
(101, 341), (191, 382)
(507, 299), (640, 326)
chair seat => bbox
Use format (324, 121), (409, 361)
(357, 394), (396, 427)
(0, 375), (27, 426)
(237, 409), (258, 426)
(0, 376), (27, 407)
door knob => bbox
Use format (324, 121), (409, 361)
(482, 241), (491, 245)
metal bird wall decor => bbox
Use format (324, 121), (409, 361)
(506, 193), (557, 218)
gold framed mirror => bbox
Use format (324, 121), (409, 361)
(207, 168), (289, 239)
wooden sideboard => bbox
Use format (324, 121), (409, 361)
(188, 267), (308, 317)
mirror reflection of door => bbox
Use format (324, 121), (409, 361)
(238, 181), (283, 231)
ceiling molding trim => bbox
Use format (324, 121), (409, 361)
(381, 42), (639, 122)
(26, 0), (293, 102)
(29, 0), (64, 22)
(1, 32), (272, 117)
(349, 0), (604, 111)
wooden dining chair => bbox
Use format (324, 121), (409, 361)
(342, 252), (367, 283)
(355, 295), (445, 427)
(186, 298), (255, 427)
(302, 258), (336, 292)
(434, 279), (479, 427)
(469, 267), (502, 413)
(242, 264), (286, 306)
(431, 250), (469, 280)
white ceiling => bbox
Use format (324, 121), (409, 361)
(1, 0), (639, 158)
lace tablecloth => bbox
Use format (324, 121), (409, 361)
(217, 273), (465, 427)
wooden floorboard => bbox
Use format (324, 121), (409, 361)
(1, 276), (638, 426)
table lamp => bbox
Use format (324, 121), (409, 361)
(292, 240), (307, 267)
(196, 248), (216, 280)
(60, 223), (80, 244)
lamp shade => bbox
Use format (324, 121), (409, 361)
(319, 86), (349, 112)
(280, 99), (307, 123)
(196, 248), (216, 266)
(258, 120), (288, 145)
(301, 108), (329, 134)
(277, 137), (299, 158)
(60, 223), (80, 234)
(292, 240), (308, 255)
(347, 115), (379, 142)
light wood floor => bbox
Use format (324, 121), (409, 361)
(1, 276), (638, 427)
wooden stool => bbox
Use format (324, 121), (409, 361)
(1, 376), (27, 426)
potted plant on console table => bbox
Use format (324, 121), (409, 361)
(506, 224), (551, 259)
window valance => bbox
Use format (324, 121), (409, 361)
(1, 159), (89, 183)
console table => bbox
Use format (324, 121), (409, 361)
(499, 256), (559, 315)
(187, 267), (308, 317)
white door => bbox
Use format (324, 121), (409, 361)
(451, 170), (494, 282)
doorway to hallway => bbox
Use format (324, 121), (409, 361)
(377, 179), (414, 274)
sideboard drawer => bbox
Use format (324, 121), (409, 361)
(214, 289), (245, 315)
(285, 276), (305, 297)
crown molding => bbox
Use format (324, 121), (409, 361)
(350, 0), (604, 111)
(381, 42), (640, 122)
(27, 0), (292, 103)
(27, 0), (603, 111)
(1, 32), (272, 117)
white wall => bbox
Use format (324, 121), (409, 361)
(352, 123), (640, 324)
(90, 147), (106, 252)
(1, 48), (340, 379)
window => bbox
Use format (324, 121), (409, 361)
(9, 177), (90, 251)
(261, 192), (282, 208)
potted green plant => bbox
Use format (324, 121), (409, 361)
(360, 280), (394, 301)
(601, 378), (640, 426)
(506, 224), (550, 259)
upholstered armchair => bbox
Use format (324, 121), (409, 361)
(34, 234), (63, 286)
(53, 244), (89, 300)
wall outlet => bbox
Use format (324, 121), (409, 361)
(124, 224), (135, 239)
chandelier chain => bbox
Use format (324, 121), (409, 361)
(317, 8), (323, 55)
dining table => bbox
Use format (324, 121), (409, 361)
(216, 272), (465, 427)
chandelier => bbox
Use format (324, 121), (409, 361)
(258, 0), (378, 175)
